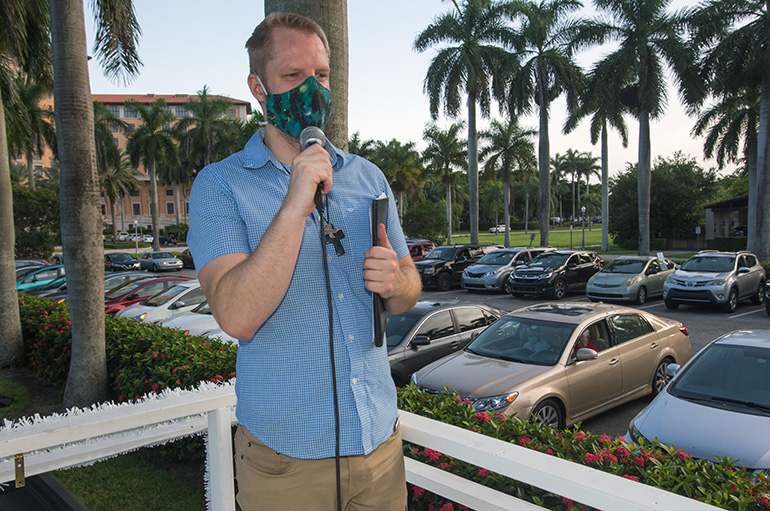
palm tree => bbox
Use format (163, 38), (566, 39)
(175, 85), (235, 170)
(0, 0), (51, 367)
(264, 0), (348, 149)
(373, 139), (422, 219)
(479, 118), (536, 246)
(6, 72), (56, 191)
(157, 149), (193, 228)
(690, 0), (770, 260)
(414, 0), (518, 245)
(692, 87), (759, 249)
(551, 149), (582, 223)
(49, 0), (141, 406)
(93, 100), (126, 173)
(574, 0), (699, 255)
(564, 59), (630, 251)
(501, 0), (585, 248)
(348, 131), (378, 161)
(99, 150), (140, 240)
(126, 98), (177, 252)
(422, 122), (467, 243)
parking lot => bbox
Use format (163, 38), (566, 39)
(416, 286), (768, 437)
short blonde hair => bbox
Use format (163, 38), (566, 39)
(245, 12), (330, 81)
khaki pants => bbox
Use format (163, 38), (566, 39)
(234, 424), (407, 511)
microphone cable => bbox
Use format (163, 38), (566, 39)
(316, 190), (343, 511)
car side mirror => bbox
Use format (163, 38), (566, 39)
(127, 294), (139, 300)
(576, 347), (598, 361)
(170, 301), (186, 310)
(666, 363), (680, 378)
(411, 336), (430, 347)
(470, 331), (481, 341)
(737, 267), (750, 274)
(567, 262), (576, 268)
(647, 269), (658, 275)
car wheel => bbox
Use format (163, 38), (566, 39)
(651, 358), (673, 396)
(503, 281), (513, 294)
(664, 299), (679, 310)
(721, 288), (738, 313)
(436, 272), (453, 292)
(532, 399), (564, 429)
(635, 286), (647, 305)
(153, 264), (159, 272)
(551, 279), (567, 300)
(751, 281), (765, 305)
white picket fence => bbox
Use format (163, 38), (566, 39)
(0, 383), (721, 511)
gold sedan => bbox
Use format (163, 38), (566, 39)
(412, 302), (692, 428)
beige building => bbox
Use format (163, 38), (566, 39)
(12, 92), (253, 234)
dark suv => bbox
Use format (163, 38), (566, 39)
(415, 244), (503, 291)
(507, 250), (604, 299)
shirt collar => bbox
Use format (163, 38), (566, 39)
(242, 128), (342, 172)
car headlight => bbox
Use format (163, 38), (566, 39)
(539, 272), (552, 279)
(665, 275), (675, 283)
(484, 268), (503, 277)
(624, 277), (638, 287)
(627, 419), (649, 444)
(471, 392), (518, 412)
(705, 278), (725, 286)
(423, 267), (435, 275)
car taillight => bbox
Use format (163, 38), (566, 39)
(679, 326), (689, 337)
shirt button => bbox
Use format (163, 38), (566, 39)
(338, 293), (344, 301)
(348, 334), (354, 342)
(352, 378), (358, 385)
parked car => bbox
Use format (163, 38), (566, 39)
(26, 276), (67, 297)
(105, 252), (141, 271)
(507, 250), (604, 299)
(415, 244), (503, 291)
(766, 282), (770, 316)
(159, 234), (177, 246)
(663, 250), (765, 313)
(161, 301), (237, 344)
(104, 276), (191, 314)
(178, 248), (195, 269)
(117, 280), (206, 324)
(14, 258), (48, 269)
(54, 272), (153, 304)
(138, 251), (183, 272)
(141, 234), (154, 243)
(729, 226), (747, 237)
(406, 239), (436, 262)
(627, 330), (770, 472)
(117, 232), (130, 241)
(387, 301), (505, 387)
(462, 247), (555, 292)
(412, 302), (691, 429)
(17, 265), (66, 292)
(586, 255), (676, 305)
(488, 224), (506, 234)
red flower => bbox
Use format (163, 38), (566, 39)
(413, 486), (425, 498)
(423, 448), (441, 461)
(439, 504), (454, 511)
(152, 351), (159, 359)
(477, 469), (490, 477)
(623, 474), (640, 482)
(600, 434), (612, 443)
(474, 412), (491, 422)
(633, 456), (645, 467)
(151, 383), (160, 392)
(562, 497), (574, 511)
(438, 462), (451, 471)
(574, 432), (587, 441)
(677, 451), (692, 461)
(517, 437), (532, 446)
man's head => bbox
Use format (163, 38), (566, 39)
(246, 12), (330, 89)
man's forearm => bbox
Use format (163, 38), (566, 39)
(383, 263), (422, 315)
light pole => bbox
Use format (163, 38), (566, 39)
(134, 220), (139, 254)
(581, 206), (586, 250)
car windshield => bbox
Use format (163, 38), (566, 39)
(143, 285), (189, 306)
(39, 277), (66, 290)
(602, 259), (646, 274)
(681, 256), (735, 273)
(424, 247), (456, 261)
(105, 280), (148, 300)
(112, 253), (132, 262)
(385, 310), (422, 347)
(476, 252), (515, 265)
(466, 316), (576, 366)
(528, 253), (568, 268)
(668, 343), (770, 416)
(153, 252), (175, 259)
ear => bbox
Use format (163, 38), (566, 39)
(248, 73), (266, 105)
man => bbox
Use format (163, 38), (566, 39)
(187, 12), (421, 511)
(523, 325), (550, 353)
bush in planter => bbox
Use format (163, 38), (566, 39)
(397, 385), (770, 511)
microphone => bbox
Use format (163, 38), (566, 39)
(300, 126), (327, 214)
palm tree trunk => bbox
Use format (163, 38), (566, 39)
(109, 199), (117, 241)
(746, 137), (757, 254)
(638, 108), (652, 256)
(445, 180), (452, 243)
(148, 159), (160, 251)
(0, 90), (24, 366)
(467, 91), (479, 245)
(26, 149), (36, 191)
(538, 100), (550, 247)
(173, 181), (181, 227)
(503, 184), (511, 248)
(601, 124), (609, 252)
(756, 73), (770, 262)
(49, 0), (109, 407)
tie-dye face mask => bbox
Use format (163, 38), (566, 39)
(257, 74), (333, 139)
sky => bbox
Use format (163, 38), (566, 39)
(84, 0), (730, 184)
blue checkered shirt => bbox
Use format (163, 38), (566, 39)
(187, 130), (407, 459)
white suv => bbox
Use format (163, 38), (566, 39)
(663, 250), (765, 312)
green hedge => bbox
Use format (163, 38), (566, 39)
(398, 386), (770, 511)
(707, 237), (748, 252)
(18, 294), (236, 402)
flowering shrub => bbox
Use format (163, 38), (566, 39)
(18, 294), (236, 401)
(397, 385), (770, 511)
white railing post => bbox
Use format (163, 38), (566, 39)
(206, 408), (235, 511)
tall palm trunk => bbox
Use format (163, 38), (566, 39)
(445, 179), (452, 243)
(26, 149), (36, 190)
(757, 11), (770, 262)
(467, 91), (479, 245)
(148, 159), (160, 251)
(638, 108), (652, 256)
(538, 94), (551, 247)
(0, 90), (24, 366)
(601, 123), (609, 252)
(173, 182), (181, 227)
(503, 185), (511, 248)
(109, 199), (117, 241)
(49, 0), (109, 407)
(746, 138), (757, 254)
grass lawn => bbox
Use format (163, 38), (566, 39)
(453, 225), (623, 252)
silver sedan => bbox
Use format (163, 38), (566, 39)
(586, 255), (675, 305)
(138, 251), (183, 272)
